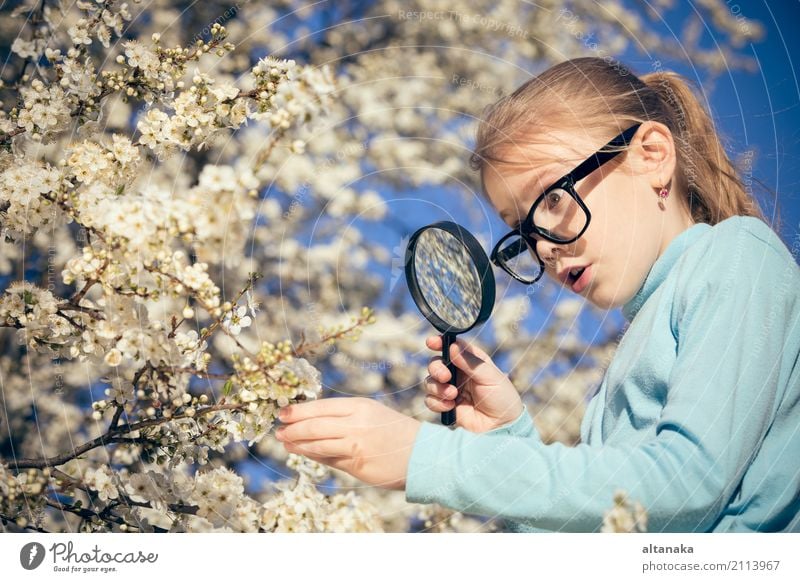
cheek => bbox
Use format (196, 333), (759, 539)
(582, 219), (649, 307)
(579, 179), (654, 301)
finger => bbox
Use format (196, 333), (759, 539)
(449, 341), (500, 384)
(454, 337), (491, 360)
(283, 438), (352, 458)
(428, 336), (496, 381)
(425, 394), (456, 412)
(428, 335), (491, 360)
(279, 397), (356, 424)
(427, 356), (452, 383)
(424, 375), (457, 399)
(276, 417), (349, 442)
(425, 335), (443, 351)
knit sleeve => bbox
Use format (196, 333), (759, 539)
(484, 406), (539, 439)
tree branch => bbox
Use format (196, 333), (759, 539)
(5, 402), (245, 470)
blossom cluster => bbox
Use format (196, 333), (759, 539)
(51, 454), (384, 533)
(212, 340), (330, 448)
(0, 160), (62, 237)
(601, 490), (649, 533)
(0, 281), (76, 354)
(0, 465), (50, 530)
(260, 455), (383, 532)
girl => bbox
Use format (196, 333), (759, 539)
(274, 57), (800, 532)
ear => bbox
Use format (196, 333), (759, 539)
(629, 120), (677, 189)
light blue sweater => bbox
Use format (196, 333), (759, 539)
(405, 216), (800, 532)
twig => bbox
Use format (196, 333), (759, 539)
(45, 498), (168, 532)
(6, 402), (244, 470)
(0, 512), (50, 533)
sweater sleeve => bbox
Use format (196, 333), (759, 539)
(483, 406), (540, 440)
(405, 224), (796, 532)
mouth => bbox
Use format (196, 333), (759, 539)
(559, 264), (591, 293)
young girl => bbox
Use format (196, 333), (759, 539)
(274, 57), (800, 532)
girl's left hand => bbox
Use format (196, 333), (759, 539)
(274, 397), (422, 490)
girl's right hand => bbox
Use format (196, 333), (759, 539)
(423, 335), (524, 433)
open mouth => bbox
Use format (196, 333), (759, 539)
(567, 266), (586, 285)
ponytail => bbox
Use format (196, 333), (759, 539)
(638, 70), (774, 228)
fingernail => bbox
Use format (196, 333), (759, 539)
(279, 407), (290, 420)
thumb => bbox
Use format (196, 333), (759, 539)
(448, 340), (503, 384)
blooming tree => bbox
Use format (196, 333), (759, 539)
(0, 0), (762, 532)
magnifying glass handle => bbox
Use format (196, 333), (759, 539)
(441, 333), (458, 427)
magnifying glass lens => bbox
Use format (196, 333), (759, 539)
(405, 222), (495, 426)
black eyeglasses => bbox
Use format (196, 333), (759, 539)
(490, 123), (642, 284)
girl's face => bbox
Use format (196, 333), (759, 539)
(482, 122), (691, 309)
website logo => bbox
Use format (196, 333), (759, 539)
(20, 542), (46, 570)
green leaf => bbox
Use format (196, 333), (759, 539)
(222, 379), (233, 396)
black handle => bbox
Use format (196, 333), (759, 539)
(441, 333), (458, 427)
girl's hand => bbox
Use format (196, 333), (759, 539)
(274, 397), (421, 490)
(424, 335), (523, 433)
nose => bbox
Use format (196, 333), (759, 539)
(536, 238), (564, 266)
(535, 237), (578, 278)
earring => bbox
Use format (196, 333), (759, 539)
(657, 186), (670, 210)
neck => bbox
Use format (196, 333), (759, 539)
(657, 195), (696, 257)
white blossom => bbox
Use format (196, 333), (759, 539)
(221, 305), (252, 335)
(84, 465), (120, 501)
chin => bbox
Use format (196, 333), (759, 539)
(586, 296), (615, 310)
(584, 285), (624, 310)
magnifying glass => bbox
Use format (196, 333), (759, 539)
(405, 221), (495, 427)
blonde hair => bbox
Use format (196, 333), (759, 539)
(470, 57), (777, 230)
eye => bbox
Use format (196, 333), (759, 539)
(543, 188), (567, 210)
